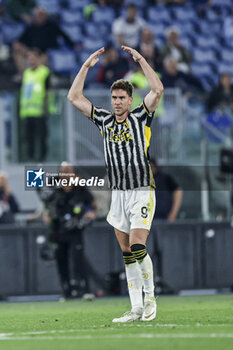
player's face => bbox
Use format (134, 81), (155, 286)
(28, 52), (40, 68)
(111, 89), (133, 118)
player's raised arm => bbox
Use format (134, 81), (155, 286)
(121, 45), (164, 112)
(67, 47), (105, 117)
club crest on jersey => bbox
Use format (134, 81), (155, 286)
(108, 125), (133, 143)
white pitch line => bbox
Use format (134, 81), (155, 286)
(123, 323), (233, 328)
(0, 333), (233, 341)
(0, 323), (232, 338)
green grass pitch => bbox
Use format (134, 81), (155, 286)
(0, 294), (233, 350)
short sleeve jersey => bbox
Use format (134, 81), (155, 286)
(90, 101), (155, 190)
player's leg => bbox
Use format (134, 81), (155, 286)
(130, 228), (156, 321)
(130, 228), (154, 299)
(129, 187), (157, 321)
(112, 228), (143, 323)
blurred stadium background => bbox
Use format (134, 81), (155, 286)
(0, 0), (233, 300)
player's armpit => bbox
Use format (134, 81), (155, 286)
(144, 90), (163, 113)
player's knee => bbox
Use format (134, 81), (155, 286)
(130, 243), (147, 261)
(120, 245), (131, 253)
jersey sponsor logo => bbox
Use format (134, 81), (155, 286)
(108, 123), (133, 143)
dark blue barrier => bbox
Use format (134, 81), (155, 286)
(0, 221), (232, 296)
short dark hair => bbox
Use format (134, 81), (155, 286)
(127, 3), (137, 10)
(28, 47), (43, 56)
(111, 79), (133, 97)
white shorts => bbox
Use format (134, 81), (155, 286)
(107, 186), (156, 234)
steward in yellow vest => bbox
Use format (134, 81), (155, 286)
(19, 48), (50, 161)
(128, 67), (164, 117)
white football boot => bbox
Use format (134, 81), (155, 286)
(112, 307), (143, 323)
(141, 296), (157, 321)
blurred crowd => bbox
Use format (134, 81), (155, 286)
(0, 0), (232, 93)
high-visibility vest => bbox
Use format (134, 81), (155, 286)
(130, 72), (164, 117)
(20, 65), (50, 118)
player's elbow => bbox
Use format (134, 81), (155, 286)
(67, 93), (81, 107)
(157, 84), (164, 97)
(67, 92), (75, 104)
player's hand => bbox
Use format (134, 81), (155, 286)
(83, 47), (105, 68)
(121, 45), (143, 62)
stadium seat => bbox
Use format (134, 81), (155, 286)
(61, 25), (83, 44)
(85, 23), (111, 41)
(193, 48), (217, 65)
(147, 22), (166, 38)
(191, 63), (214, 78)
(48, 49), (77, 74)
(220, 49), (233, 64)
(84, 22), (110, 41)
(211, 0), (233, 14)
(171, 21), (194, 35)
(1, 22), (25, 44)
(67, 0), (91, 10)
(172, 6), (197, 22)
(60, 10), (84, 25)
(147, 6), (171, 23)
(83, 38), (105, 52)
(36, 0), (60, 14)
(205, 9), (220, 22)
(92, 7), (115, 25)
(194, 19), (210, 35)
(195, 36), (219, 50)
(191, 63), (217, 89)
(218, 63), (233, 76)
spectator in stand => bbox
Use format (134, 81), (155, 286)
(161, 27), (192, 73)
(97, 46), (129, 87)
(150, 158), (183, 222)
(0, 172), (19, 224)
(6, 0), (35, 23)
(12, 7), (75, 77)
(136, 28), (163, 72)
(19, 48), (50, 162)
(206, 73), (233, 113)
(162, 56), (204, 98)
(112, 3), (146, 48)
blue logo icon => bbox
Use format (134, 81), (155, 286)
(26, 168), (45, 188)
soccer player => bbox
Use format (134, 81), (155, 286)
(67, 46), (164, 322)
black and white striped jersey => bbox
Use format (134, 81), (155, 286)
(90, 101), (155, 190)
